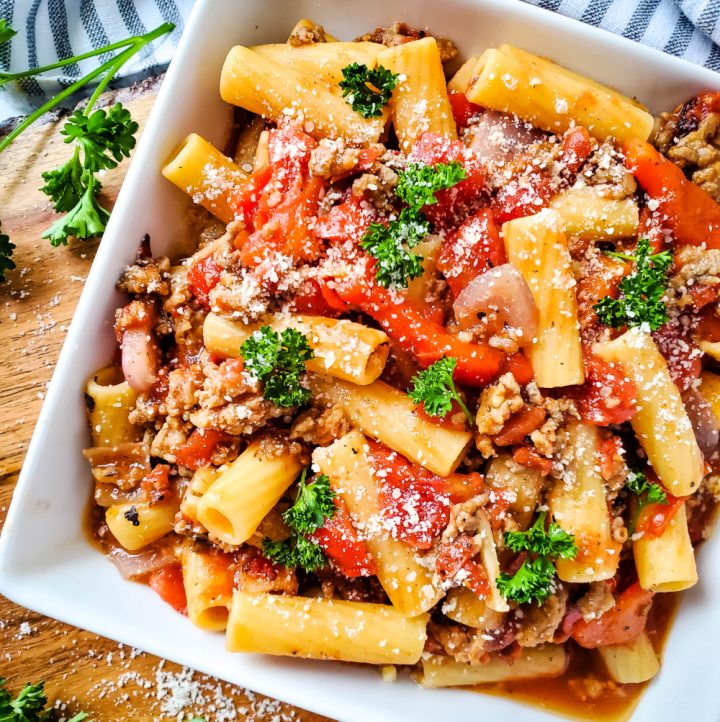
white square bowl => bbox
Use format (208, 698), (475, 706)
(1, 1), (719, 720)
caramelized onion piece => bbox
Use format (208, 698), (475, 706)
(120, 328), (159, 393)
(453, 263), (538, 345)
(107, 544), (177, 580)
(683, 388), (719, 459)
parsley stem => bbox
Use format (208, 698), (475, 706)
(0, 37), (138, 82)
(0, 22), (173, 155)
(452, 391), (475, 426)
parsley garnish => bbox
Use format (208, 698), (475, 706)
(626, 469), (668, 533)
(339, 62), (399, 118)
(408, 357), (474, 425)
(396, 162), (468, 210)
(361, 161), (466, 288)
(0, 678), (91, 721)
(0, 222), (16, 282)
(240, 326), (314, 407)
(262, 469), (336, 573)
(496, 512), (578, 606)
(594, 238), (672, 331)
(0, 23), (174, 249)
(0, 20), (17, 45)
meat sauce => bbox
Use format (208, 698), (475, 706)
(479, 593), (678, 721)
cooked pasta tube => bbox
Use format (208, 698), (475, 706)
(203, 312), (390, 385)
(377, 37), (457, 151)
(464, 45), (653, 143)
(86, 367), (140, 446)
(594, 328), (704, 496)
(550, 188), (639, 241)
(474, 510), (509, 613)
(700, 370), (720, 421)
(700, 340), (720, 363)
(313, 431), (442, 616)
(634, 502), (697, 592)
(197, 440), (304, 546)
(406, 235), (442, 305)
(447, 54), (481, 93)
(596, 632), (660, 683)
(220, 46), (386, 144)
(105, 498), (178, 552)
(548, 422), (621, 583)
(162, 133), (247, 224)
(442, 588), (505, 630)
(232, 116), (266, 170)
(251, 42), (382, 84)
(484, 455), (544, 530)
(226, 590), (428, 664)
(179, 467), (221, 525)
(182, 546), (234, 631)
(417, 645), (568, 688)
(503, 209), (584, 388)
(310, 377), (473, 477)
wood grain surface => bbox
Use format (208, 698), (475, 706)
(0, 83), (329, 722)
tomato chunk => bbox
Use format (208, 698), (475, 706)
(636, 495), (686, 538)
(148, 564), (188, 615)
(448, 92), (483, 129)
(493, 406), (547, 446)
(569, 355), (637, 426)
(624, 138), (720, 248)
(310, 498), (376, 578)
(558, 126), (594, 175)
(437, 208), (506, 297)
(175, 428), (227, 470)
(435, 534), (490, 598)
(571, 583), (654, 648)
(187, 255), (223, 309)
(369, 440), (484, 549)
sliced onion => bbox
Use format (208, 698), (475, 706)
(467, 111), (544, 168)
(453, 263), (539, 345)
(121, 328), (158, 393)
(683, 388), (720, 459)
(108, 544), (177, 580)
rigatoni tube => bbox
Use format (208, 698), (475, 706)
(226, 591), (428, 664)
(594, 328), (703, 496)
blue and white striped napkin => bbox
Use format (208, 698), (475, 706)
(1, 0), (719, 121)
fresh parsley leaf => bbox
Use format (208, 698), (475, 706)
(262, 468), (336, 573)
(240, 326), (314, 407)
(361, 163), (466, 288)
(594, 238), (672, 331)
(0, 222), (16, 282)
(0, 678), (48, 721)
(408, 357), (474, 425)
(263, 535), (327, 573)
(61, 104), (138, 172)
(67, 715), (90, 722)
(283, 469), (336, 535)
(339, 62), (399, 118)
(360, 210), (427, 289)
(41, 171), (110, 246)
(497, 556), (557, 606)
(625, 469), (668, 533)
(40, 152), (86, 213)
(497, 512), (577, 606)
(396, 162), (467, 212)
(0, 20), (17, 45)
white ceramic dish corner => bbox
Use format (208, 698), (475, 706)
(1, 1), (719, 720)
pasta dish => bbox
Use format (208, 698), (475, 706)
(83, 19), (720, 718)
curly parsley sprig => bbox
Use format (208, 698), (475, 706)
(262, 469), (336, 573)
(496, 512), (578, 606)
(0, 678), (90, 721)
(361, 161), (467, 289)
(408, 357), (474, 425)
(594, 238), (673, 331)
(339, 62), (399, 118)
(625, 469), (668, 533)
(0, 22), (173, 254)
(240, 326), (314, 407)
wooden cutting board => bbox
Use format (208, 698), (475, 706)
(0, 81), (329, 722)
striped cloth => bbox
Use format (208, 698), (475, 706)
(1, 0), (719, 120)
